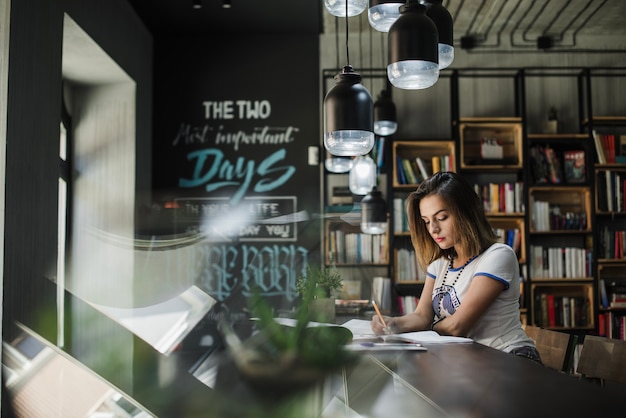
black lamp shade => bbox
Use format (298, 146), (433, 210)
(422, 0), (453, 47)
(388, 1), (438, 65)
(324, 66), (374, 133)
(361, 188), (388, 234)
(324, 65), (375, 156)
(373, 90), (397, 136)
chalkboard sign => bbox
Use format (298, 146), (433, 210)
(151, 34), (321, 310)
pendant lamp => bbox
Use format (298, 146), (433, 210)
(373, 89), (397, 136)
(361, 187), (388, 234)
(387, 0), (439, 90)
(324, 1), (375, 157)
(421, 0), (454, 69)
(368, 0), (403, 32)
(325, 156), (354, 173)
(349, 155), (377, 195)
(324, 66), (375, 156)
(325, 0), (368, 17)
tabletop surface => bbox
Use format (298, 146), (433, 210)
(200, 338), (626, 418)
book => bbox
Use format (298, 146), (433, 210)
(401, 158), (418, 184)
(593, 130), (607, 164)
(396, 155), (407, 184)
(543, 146), (563, 184)
(563, 150), (586, 183)
(432, 156), (441, 174)
(415, 157), (429, 180)
(341, 319), (473, 344)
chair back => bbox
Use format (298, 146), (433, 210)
(525, 325), (577, 373)
(576, 335), (626, 386)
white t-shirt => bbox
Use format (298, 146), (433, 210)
(427, 243), (535, 352)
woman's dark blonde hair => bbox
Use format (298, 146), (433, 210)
(406, 171), (498, 272)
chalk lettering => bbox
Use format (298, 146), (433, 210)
(235, 100), (271, 119)
(214, 126), (297, 151)
(178, 148), (295, 204)
(202, 101), (235, 120)
(173, 123), (211, 146)
(265, 225), (290, 238)
(194, 243), (308, 302)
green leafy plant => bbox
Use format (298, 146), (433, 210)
(246, 286), (353, 371)
(295, 264), (343, 299)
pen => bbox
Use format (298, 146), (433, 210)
(372, 300), (387, 328)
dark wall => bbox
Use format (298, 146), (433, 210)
(150, 33), (322, 312)
(3, 0), (152, 339)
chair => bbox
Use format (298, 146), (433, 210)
(576, 335), (626, 387)
(524, 325), (578, 373)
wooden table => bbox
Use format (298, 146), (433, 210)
(203, 340), (626, 418)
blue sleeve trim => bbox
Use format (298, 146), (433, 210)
(427, 272), (437, 280)
(475, 272), (510, 290)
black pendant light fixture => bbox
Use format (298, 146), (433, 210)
(361, 187), (388, 234)
(324, 4), (375, 157)
(373, 89), (397, 136)
(387, 0), (439, 90)
(368, 0), (403, 32)
(422, 0), (454, 69)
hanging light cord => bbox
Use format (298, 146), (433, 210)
(345, 1), (350, 66)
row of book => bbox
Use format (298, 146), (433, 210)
(473, 182), (524, 214)
(533, 293), (591, 328)
(596, 170), (626, 212)
(529, 245), (592, 279)
(598, 226), (626, 260)
(593, 130), (626, 164)
(529, 145), (586, 184)
(395, 154), (454, 185)
(392, 197), (408, 233)
(372, 276), (392, 314)
(327, 230), (389, 264)
(530, 200), (587, 231)
(394, 248), (425, 282)
(396, 295), (420, 315)
(494, 227), (522, 256)
(599, 279), (626, 309)
(598, 312), (626, 340)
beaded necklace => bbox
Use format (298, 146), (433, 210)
(442, 255), (476, 287)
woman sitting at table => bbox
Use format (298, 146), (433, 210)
(371, 171), (541, 363)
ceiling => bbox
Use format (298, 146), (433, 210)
(127, 0), (626, 52)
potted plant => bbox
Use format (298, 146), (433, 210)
(219, 270), (353, 397)
(296, 264), (343, 322)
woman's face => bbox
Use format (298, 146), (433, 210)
(419, 194), (457, 250)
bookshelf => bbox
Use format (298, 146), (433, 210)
(458, 118), (523, 170)
(523, 130), (597, 330)
(392, 140), (456, 188)
(389, 140), (455, 313)
(325, 219), (389, 267)
(598, 263), (626, 340)
(455, 116), (527, 319)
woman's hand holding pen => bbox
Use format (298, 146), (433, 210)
(371, 314), (396, 335)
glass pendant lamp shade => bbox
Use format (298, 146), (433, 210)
(349, 155), (377, 195)
(361, 187), (388, 234)
(325, 0), (368, 17)
(368, 0), (403, 32)
(325, 156), (354, 173)
(422, 0), (454, 69)
(387, 0), (439, 90)
(324, 65), (375, 157)
(373, 89), (398, 136)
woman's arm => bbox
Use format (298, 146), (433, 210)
(371, 277), (436, 334)
(432, 274), (505, 336)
